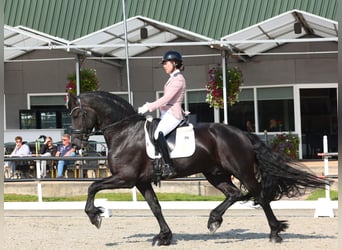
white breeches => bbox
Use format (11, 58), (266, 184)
(154, 111), (182, 140)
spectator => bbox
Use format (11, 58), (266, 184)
(269, 118), (278, 132)
(246, 120), (254, 132)
(39, 136), (57, 178)
(5, 136), (31, 178)
(55, 134), (76, 178)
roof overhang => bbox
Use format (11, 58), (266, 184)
(70, 15), (213, 58)
(4, 10), (338, 62)
(4, 25), (71, 61)
(220, 9), (338, 57)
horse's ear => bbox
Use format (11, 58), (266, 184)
(67, 92), (78, 110)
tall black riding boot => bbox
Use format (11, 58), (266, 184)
(156, 132), (176, 178)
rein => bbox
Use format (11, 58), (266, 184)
(99, 114), (143, 133)
(70, 96), (142, 138)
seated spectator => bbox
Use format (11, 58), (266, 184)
(39, 136), (57, 178)
(5, 136), (31, 178)
(55, 134), (76, 178)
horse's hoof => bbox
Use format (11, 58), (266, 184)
(94, 215), (102, 229)
(269, 235), (283, 243)
(152, 233), (172, 246)
(152, 240), (160, 246)
(86, 206), (104, 229)
(151, 239), (171, 246)
(208, 221), (220, 234)
(89, 213), (102, 229)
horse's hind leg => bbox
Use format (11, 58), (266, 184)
(204, 173), (245, 233)
(136, 183), (172, 246)
(258, 199), (288, 243)
(241, 175), (288, 242)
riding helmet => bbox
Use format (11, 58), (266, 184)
(161, 51), (183, 68)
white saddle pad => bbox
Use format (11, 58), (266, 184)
(144, 119), (196, 159)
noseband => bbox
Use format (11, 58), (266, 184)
(70, 96), (96, 142)
(70, 96), (140, 141)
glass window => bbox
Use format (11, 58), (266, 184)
(257, 87), (294, 132)
(30, 95), (65, 106)
(20, 110), (37, 129)
(27, 93), (89, 132)
(19, 109), (71, 130)
(187, 90), (214, 123)
(40, 111), (57, 129)
(227, 88), (255, 132)
(61, 111), (72, 131)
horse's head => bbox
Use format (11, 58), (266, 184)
(67, 91), (138, 149)
(67, 93), (97, 149)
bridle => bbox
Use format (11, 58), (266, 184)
(70, 96), (98, 143)
(70, 95), (142, 143)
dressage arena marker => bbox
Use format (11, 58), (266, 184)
(314, 135), (336, 218)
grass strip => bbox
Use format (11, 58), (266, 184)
(4, 192), (225, 202)
(5, 189), (337, 202)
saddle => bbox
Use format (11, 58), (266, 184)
(144, 116), (195, 159)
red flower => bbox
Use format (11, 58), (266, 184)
(205, 65), (243, 109)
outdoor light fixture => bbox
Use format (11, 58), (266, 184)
(140, 27), (148, 39)
(294, 22), (302, 34)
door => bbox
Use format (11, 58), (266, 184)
(300, 88), (337, 159)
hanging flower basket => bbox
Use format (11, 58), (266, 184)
(205, 65), (243, 109)
(270, 133), (300, 160)
(66, 68), (99, 95)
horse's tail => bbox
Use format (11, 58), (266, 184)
(245, 132), (330, 201)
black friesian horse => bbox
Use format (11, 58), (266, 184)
(68, 91), (328, 246)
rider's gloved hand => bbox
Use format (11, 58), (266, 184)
(138, 103), (149, 114)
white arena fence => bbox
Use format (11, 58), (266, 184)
(4, 141), (338, 214)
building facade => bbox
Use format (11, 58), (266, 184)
(4, 1), (339, 159)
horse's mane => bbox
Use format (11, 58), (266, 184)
(82, 91), (136, 116)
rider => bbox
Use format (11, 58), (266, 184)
(138, 50), (186, 178)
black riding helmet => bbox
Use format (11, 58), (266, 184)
(161, 50), (183, 69)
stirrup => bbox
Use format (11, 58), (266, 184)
(162, 164), (176, 179)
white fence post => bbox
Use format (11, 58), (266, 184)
(314, 135), (334, 218)
(323, 135), (330, 200)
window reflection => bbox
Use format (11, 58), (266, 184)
(257, 87), (294, 132)
(20, 111), (36, 129)
(41, 112), (57, 129)
(227, 88), (255, 131)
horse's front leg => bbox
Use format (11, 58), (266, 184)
(84, 179), (107, 228)
(85, 176), (133, 229)
(136, 183), (172, 246)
